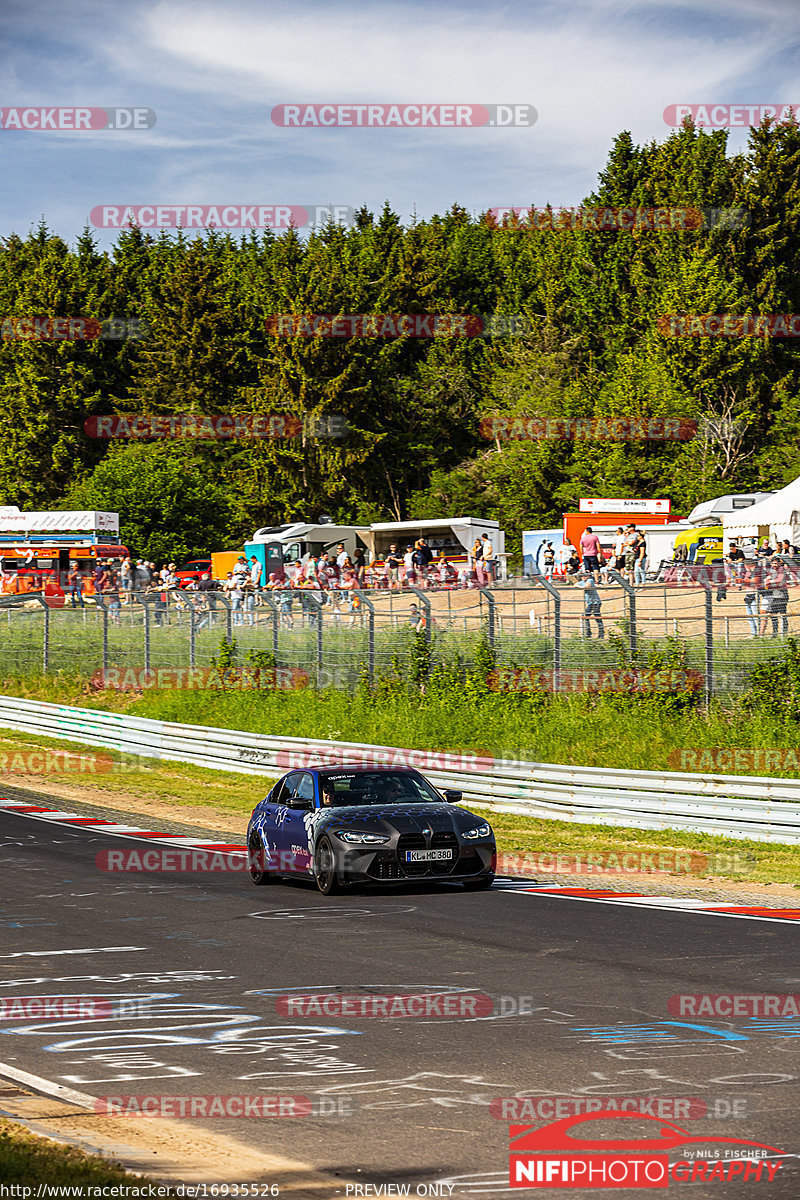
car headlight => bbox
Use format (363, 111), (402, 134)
(335, 831), (390, 844)
(462, 824), (492, 840)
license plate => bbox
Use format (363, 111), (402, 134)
(405, 849), (452, 862)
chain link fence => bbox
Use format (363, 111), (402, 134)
(3, 569), (800, 697)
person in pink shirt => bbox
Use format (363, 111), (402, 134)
(579, 526), (602, 583)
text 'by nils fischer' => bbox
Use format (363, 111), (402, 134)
(274, 992), (534, 1018)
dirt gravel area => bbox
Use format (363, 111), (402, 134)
(0, 1084), (355, 1193)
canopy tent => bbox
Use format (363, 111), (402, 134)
(721, 476), (800, 547)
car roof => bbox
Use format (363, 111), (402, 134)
(303, 764), (417, 774)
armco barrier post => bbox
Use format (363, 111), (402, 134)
(609, 569), (637, 660)
(533, 576), (561, 676)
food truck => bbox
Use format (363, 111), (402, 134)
(0, 508), (128, 595)
(245, 523), (371, 580)
(365, 518), (506, 578)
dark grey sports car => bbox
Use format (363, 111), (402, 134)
(246, 764), (496, 894)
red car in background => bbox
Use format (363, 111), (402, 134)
(173, 558), (212, 587)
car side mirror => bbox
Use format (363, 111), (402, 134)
(287, 795), (313, 809)
(443, 789), (462, 803)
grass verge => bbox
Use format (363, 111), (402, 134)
(1, 727), (798, 887)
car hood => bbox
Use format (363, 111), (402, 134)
(315, 803), (478, 836)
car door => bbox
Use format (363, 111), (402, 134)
(253, 772), (297, 870)
(279, 771), (316, 874)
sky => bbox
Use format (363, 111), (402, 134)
(1, 0), (799, 249)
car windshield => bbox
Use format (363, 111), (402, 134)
(318, 771), (442, 806)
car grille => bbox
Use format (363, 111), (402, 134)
(396, 831), (458, 876)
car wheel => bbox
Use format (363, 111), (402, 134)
(314, 837), (343, 895)
(248, 833), (273, 885)
(463, 875), (494, 890)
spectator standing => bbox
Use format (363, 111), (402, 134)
(542, 541), (555, 580)
(612, 527), (626, 572)
(103, 572), (122, 624)
(250, 556), (263, 589)
(769, 560), (789, 636)
(230, 573), (244, 627)
(335, 543), (349, 570)
(582, 576), (605, 638)
(403, 544), (415, 586)
(120, 557), (133, 598)
(579, 526), (602, 583)
(622, 525), (639, 585)
(725, 541), (745, 585)
(386, 544), (401, 589)
(94, 560), (109, 593)
(352, 546), (367, 586)
(632, 528), (648, 587)
(471, 537), (485, 586)
(743, 583), (759, 637)
(242, 577), (256, 626)
(480, 533), (496, 583)
(67, 562), (84, 608)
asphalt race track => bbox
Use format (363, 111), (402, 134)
(1, 799), (799, 1198)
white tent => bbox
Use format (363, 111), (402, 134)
(722, 476), (800, 548)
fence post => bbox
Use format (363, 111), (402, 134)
(704, 582), (714, 700)
(407, 587), (432, 649)
(533, 576), (561, 678)
(609, 569), (637, 660)
(189, 604), (196, 668)
(300, 593), (324, 681)
(36, 595), (50, 672)
(142, 598), (151, 676)
(100, 601), (109, 675)
(357, 591), (376, 685)
(261, 592), (280, 658)
(481, 589), (496, 649)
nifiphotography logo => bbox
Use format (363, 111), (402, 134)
(508, 1111), (786, 1188)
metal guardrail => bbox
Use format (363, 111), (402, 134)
(0, 695), (799, 843)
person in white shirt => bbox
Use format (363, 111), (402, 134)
(480, 534), (495, 582)
(249, 556), (262, 588)
(335, 543), (349, 570)
(402, 545), (415, 583)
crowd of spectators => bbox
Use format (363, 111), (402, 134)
(56, 536), (498, 629)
